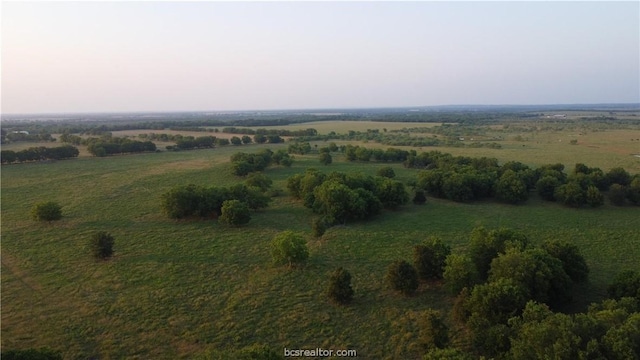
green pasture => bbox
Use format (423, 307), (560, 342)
(2, 138), (639, 358)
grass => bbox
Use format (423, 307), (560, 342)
(2, 131), (640, 358)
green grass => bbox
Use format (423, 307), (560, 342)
(2, 142), (639, 359)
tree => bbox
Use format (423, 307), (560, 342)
(607, 270), (640, 301)
(606, 167), (631, 186)
(386, 260), (419, 296)
(554, 182), (586, 207)
(219, 200), (251, 226)
(541, 239), (589, 283)
(253, 134), (267, 144)
(443, 253), (480, 295)
(311, 217), (327, 238)
(319, 152), (332, 165)
(536, 175), (561, 201)
(469, 226), (529, 280)
(375, 178), (409, 209)
(241, 135), (252, 144)
(31, 201), (62, 221)
(270, 231), (309, 267)
(585, 185), (604, 207)
(245, 173), (273, 193)
(90, 231), (115, 260)
(418, 309), (450, 350)
(327, 267), (354, 305)
(377, 166), (396, 178)
(608, 184), (627, 206)
(413, 237), (451, 281)
(413, 189), (427, 205)
(495, 170), (529, 204)
(230, 136), (242, 145)
(627, 177), (640, 205)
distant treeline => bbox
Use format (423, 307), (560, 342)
(1, 145), (79, 164)
(222, 127), (318, 137)
(85, 137), (157, 157)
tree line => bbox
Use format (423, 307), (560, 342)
(222, 126), (318, 137)
(230, 149), (293, 176)
(1, 145), (79, 164)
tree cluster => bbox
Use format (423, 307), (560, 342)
(160, 183), (270, 223)
(230, 149), (292, 176)
(86, 137), (156, 157)
(343, 145), (411, 162)
(286, 169), (408, 225)
(222, 126), (317, 137)
(2, 145), (79, 164)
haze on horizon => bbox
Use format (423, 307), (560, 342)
(2, 1), (639, 114)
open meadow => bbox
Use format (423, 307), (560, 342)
(2, 118), (639, 358)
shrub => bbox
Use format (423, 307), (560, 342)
(327, 267), (354, 305)
(270, 231), (309, 267)
(413, 189), (427, 205)
(377, 166), (396, 178)
(219, 200), (251, 226)
(319, 152), (332, 165)
(31, 201), (62, 221)
(386, 260), (419, 296)
(90, 231), (115, 260)
(311, 217), (327, 238)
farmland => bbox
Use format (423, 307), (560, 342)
(1, 112), (640, 359)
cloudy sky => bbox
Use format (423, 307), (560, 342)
(2, 1), (639, 114)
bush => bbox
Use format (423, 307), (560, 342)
(386, 260), (419, 296)
(270, 231), (309, 267)
(31, 201), (62, 221)
(377, 166), (396, 178)
(311, 217), (328, 238)
(319, 152), (332, 165)
(413, 189), (427, 205)
(327, 267), (354, 305)
(90, 231), (115, 260)
(219, 200), (251, 226)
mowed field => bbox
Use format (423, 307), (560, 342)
(1, 121), (640, 359)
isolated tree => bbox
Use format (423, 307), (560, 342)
(241, 135), (252, 144)
(413, 237), (451, 281)
(230, 136), (242, 145)
(377, 166), (396, 178)
(319, 152), (332, 166)
(90, 231), (115, 260)
(270, 231), (309, 267)
(443, 253), (480, 295)
(386, 260), (419, 296)
(327, 267), (354, 305)
(219, 200), (251, 226)
(31, 201), (63, 222)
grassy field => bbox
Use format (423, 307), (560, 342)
(2, 137), (639, 359)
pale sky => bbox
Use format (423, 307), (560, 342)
(2, 1), (639, 114)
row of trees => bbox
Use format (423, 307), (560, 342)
(86, 137), (157, 157)
(1, 145), (79, 164)
(409, 150), (639, 206)
(222, 126), (318, 137)
(160, 181), (271, 225)
(230, 149), (293, 176)
(286, 169), (409, 225)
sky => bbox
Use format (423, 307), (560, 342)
(2, 1), (639, 114)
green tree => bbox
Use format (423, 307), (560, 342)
(609, 184), (627, 206)
(219, 200), (251, 226)
(311, 217), (327, 238)
(554, 182), (586, 207)
(585, 185), (604, 207)
(627, 177), (640, 205)
(443, 253), (480, 295)
(31, 201), (63, 221)
(495, 170), (529, 204)
(541, 239), (589, 283)
(375, 178), (409, 209)
(319, 152), (332, 165)
(241, 135), (252, 144)
(386, 260), (419, 296)
(536, 175), (561, 201)
(327, 267), (354, 305)
(90, 231), (115, 260)
(413, 189), (427, 205)
(606, 167), (631, 186)
(469, 226), (529, 280)
(377, 166), (396, 178)
(414, 237), (451, 281)
(245, 173), (273, 193)
(230, 136), (242, 145)
(607, 270), (640, 301)
(270, 231), (309, 267)
(418, 309), (450, 350)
